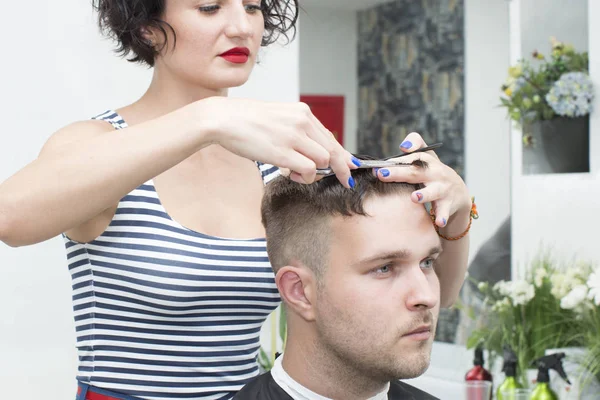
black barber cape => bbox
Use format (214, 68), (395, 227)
(233, 372), (439, 400)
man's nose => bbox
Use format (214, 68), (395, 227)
(405, 269), (439, 311)
(224, 6), (254, 39)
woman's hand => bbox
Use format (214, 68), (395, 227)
(373, 132), (471, 229)
(197, 97), (359, 188)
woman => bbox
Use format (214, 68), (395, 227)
(0, 0), (472, 399)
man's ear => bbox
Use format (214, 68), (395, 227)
(275, 265), (317, 322)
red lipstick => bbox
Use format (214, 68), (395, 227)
(219, 47), (250, 64)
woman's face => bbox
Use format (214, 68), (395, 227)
(153, 0), (265, 90)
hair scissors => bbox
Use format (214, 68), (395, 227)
(315, 142), (443, 176)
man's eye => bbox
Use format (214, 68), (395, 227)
(374, 264), (393, 275)
(420, 258), (435, 270)
(199, 5), (220, 13)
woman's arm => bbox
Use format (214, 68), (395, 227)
(0, 105), (211, 247)
(435, 207), (471, 308)
(0, 97), (356, 247)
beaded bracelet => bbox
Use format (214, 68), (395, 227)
(430, 197), (478, 241)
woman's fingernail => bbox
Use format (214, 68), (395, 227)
(348, 176), (356, 188)
(400, 141), (413, 149)
(416, 192), (424, 202)
(351, 156), (362, 167)
(442, 218), (447, 226)
(374, 168), (380, 176)
(379, 169), (390, 177)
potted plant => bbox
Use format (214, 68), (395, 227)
(544, 263), (600, 398)
(499, 37), (593, 174)
(464, 252), (600, 395)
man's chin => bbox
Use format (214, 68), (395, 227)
(388, 346), (433, 379)
(391, 360), (431, 380)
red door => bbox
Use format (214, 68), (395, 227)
(300, 95), (345, 146)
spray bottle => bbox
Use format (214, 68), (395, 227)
(465, 346), (493, 399)
(529, 352), (571, 400)
(496, 346), (523, 399)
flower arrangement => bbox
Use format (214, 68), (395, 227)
(500, 37), (593, 127)
(465, 252), (600, 389)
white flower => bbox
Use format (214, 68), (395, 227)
(566, 262), (588, 283)
(551, 273), (572, 299)
(534, 268), (547, 287)
(561, 285), (588, 309)
(492, 297), (512, 312)
(510, 280), (535, 305)
(494, 280), (511, 296)
(587, 269), (600, 306)
(477, 282), (489, 292)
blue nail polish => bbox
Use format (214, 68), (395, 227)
(374, 168), (380, 176)
(348, 176), (355, 188)
(442, 218), (447, 226)
(380, 169), (390, 177)
(400, 141), (413, 150)
(352, 156), (362, 167)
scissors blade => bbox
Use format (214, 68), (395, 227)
(316, 160), (411, 176)
(315, 142), (443, 176)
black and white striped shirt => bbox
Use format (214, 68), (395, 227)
(64, 110), (281, 400)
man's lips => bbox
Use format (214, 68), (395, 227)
(402, 325), (432, 338)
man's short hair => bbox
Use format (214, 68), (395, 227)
(261, 157), (426, 280)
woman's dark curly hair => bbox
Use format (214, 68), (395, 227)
(92, 0), (299, 67)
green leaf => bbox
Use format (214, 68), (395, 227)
(467, 330), (487, 349)
(258, 347), (273, 371)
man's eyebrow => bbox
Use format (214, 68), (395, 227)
(352, 246), (444, 267)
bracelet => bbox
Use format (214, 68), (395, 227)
(430, 197), (478, 241)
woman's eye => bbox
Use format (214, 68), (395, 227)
(245, 4), (262, 13)
(420, 258), (435, 270)
(199, 5), (220, 13)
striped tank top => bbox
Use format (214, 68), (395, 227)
(64, 110), (281, 400)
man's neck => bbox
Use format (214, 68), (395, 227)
(281, 336), (389, 400)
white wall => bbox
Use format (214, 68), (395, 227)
(510, 0), (598, 276)
(463, 0), (512, 264)
(299, 7), (358, 153)
(0, 2), (299, 399)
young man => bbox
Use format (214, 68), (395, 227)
(235, 163), (443, 399)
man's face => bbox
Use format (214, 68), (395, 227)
(314, 194), (441, 382)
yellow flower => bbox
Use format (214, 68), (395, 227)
(536, 52), (544, 60)
(504, 87), (513, 97)
(563, 44), (575, 54)
(508, 65), (522, 78)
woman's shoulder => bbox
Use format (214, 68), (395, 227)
(38, 116), (116, 157)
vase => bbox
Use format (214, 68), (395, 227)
(544, 347), (600, 400)
(522, 116), (590, 175)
